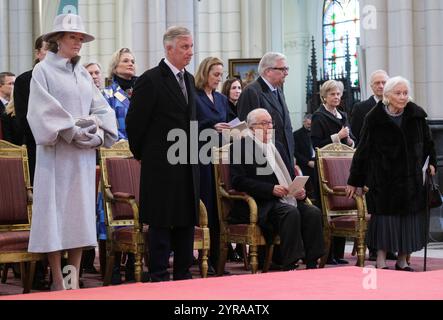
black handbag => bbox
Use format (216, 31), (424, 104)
(428, 175), (443, 208)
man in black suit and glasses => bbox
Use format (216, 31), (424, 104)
(351, 70), (389, 146)
(126, 26), (199, 282)
(237, 52), (295, 177)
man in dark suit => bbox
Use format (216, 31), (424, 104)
(14, 36), (48, 184)
(293, 114), (316, 199)
(126, 26), (199, 282)
(0, 72), (15, 143)
(350, 70), (389, 146)
(237, 52), (295, 177)
(230, 108), (324, 270)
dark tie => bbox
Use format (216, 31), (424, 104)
(273, 90), (284, 115)
(177, 71), (188, 103)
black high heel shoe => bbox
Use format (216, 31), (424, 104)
(395, 263), (414, 272)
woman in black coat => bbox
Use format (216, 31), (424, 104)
(346, 76), (436, 271)
(311, 80), (355, 265)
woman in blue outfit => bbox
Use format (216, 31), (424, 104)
(101, 48), (138, 284)
(195, 57), (231, 274)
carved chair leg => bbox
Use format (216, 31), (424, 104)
(357, 237), (366, 267)
(319, 232), (332, 268)
(217, 241), (228, 276)
(1, 264), (9, 283)
(200, 249), (209, 278)
(242, 244), (249, 270)
(103, 250), (115, 286)
(23, 261), (36, 294)
(249, 245), (258, 274)
(134, 251), (143, 282)
(262, 244), (274, 273)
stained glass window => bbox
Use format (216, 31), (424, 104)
(323, 0), (360, 86)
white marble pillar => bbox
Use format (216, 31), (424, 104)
(166, 0), (195, 72)
(387, 0), (415, 90)
(143, 0), (167, 70)
(240, 0), (268, 58)
(423, 0), (443, 119)
(359, 0), (388, 99)
(283, 0), (311, 128)
(2, 0), (34, 74)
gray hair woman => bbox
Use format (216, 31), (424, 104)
(346, 76), (436, 271)
(27, 13), (118, 291)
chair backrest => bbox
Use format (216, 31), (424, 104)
(99, 140), (140, 226)
(0, 140), (32, 230)
(316, 143), (356, 215)
(213, 145), (234, 224)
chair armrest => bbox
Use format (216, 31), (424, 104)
(113, 192), (135, 200)
(105, 190), (142, 229)
(219, 187), (259, 224)
(321, 183), (367, 219)
(26, 187), (33, 205)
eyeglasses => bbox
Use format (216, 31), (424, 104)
(270, 67), (290, 72)
(252, 120), (274, 127)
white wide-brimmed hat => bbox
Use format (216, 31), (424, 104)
(43, 13), (95, 43)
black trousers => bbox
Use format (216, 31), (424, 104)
(148, 226), (194, 282)
(268, 201), (325, 266)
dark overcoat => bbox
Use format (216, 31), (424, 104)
(236, 76), (295, 175)
(347, 101), (436, 216)
(350, 96), (377, 146)
(311, 105), (354, 149)
(126, 59), (200, 227)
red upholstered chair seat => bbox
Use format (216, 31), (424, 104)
(112, 225), (149, 244)
(0, 231), (30, 251)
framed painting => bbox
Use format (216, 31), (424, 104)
(228, 58), (261, 86)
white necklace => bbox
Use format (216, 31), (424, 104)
(384, 104), (404, 117)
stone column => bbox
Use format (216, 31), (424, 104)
(359, 0), (388, 99)
(166, 0), (195, 72)
(283, 0), (310, 128)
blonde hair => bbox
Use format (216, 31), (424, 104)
(108, 48), (134, 79)
(382, 76), (412, 105)
(320, 80), (344, 104)
(195, 57), (224, 91)
(5, 94), (15, 116)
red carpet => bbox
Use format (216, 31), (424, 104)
(2, 266), (443, 300)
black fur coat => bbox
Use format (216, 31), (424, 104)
(348, 101), (436, 216)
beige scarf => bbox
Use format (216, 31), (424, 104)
(248, 131), (297, 207)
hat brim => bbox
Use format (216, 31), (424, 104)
(43, 31), (95, 43)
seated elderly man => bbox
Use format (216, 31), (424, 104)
(229, 108), (324, 270)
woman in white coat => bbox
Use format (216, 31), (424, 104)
(27, 14), (118, 290)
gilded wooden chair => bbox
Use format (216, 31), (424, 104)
(316, 143), (369, 267)
(0, 140), (45, 293)
(99, 141), (209, 285)
(213, 145), (279, 275)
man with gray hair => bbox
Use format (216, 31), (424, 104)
(351, 69), (389, 146)
(237, 52), (295, 177)
(230, 108), (324, 270)
(126, 26), (199, 282)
